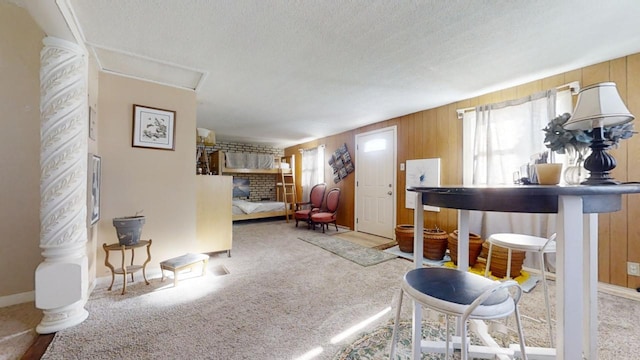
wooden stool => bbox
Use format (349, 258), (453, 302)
(160, 253), (209, 287)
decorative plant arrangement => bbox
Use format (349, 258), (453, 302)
(542, 113), (591, 154)
(542, 112), (636, 184)
(543, 112), (636, 154)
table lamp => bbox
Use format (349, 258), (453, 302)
(197, 127), (211, 145)
(563, 82), (635, 185)
(196, 127), (212, 174)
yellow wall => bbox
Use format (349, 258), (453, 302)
(86, 52), (100, 289)
(95, 73), (198, 277)
(0, 2), (200, 300)
(0, 2), (45, 298)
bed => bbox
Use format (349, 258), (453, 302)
(210, 150), (293, 175)
(232, 200), (287, 221)
(211, 151), (296, 221)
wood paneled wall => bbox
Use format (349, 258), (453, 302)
(286, 52), (640, 289)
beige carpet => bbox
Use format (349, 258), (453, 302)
(16, 220), (639, 359)
(42, 220), (415, 359)
(334, 281), (640, 359)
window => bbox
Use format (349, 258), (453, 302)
(300, 146), (325, 201)
(463, 89), (573, 185)
(461, 89), (574, 241)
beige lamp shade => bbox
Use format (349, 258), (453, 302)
(196, 127), (216, 145)
(564, 82), (634, 130)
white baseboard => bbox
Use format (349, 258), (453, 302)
(0, 290), (35, 308)
(598, 282), (640, 301)
(2, 281), (97, 308)
(522, 266), (640, 301)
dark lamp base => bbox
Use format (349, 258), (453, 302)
(581, 177), (620, 185)
(581, 126), (620, 186)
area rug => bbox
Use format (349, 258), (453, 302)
(333, 319), (486, 360)
(372, 241), (398, 251)
(332, 231), (397, 250)
(298, 233), (397, 266)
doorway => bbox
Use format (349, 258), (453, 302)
(354, 126), (397, 239)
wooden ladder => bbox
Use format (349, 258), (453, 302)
(279, 171), (297, 222)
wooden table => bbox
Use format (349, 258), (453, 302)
(408, 185), (640, 360)
(103, 239), (152, 295)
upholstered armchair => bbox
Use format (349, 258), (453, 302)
(294, 183), (327, 228)
(310, 188), (341, 233)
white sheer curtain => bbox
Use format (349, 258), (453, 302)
(301, 146), (325, 201)
(463, 89), (576, 239)
(462, 89), (574, 270)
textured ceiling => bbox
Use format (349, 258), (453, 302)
(61, 0), (640, 146)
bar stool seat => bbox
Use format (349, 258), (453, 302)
(484, 233), (556, 347)
(389, 267), (527, 360)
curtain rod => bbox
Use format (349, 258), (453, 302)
(455, 81), (580, 119)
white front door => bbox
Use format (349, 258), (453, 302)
(355, 127), (396, 238)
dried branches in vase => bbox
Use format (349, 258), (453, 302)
(543, 113), (636, 184)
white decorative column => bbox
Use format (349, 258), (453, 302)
(35, 37), (89, 334)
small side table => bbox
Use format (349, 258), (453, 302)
(103, 239), (152, 295)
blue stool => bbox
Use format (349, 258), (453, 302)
(389, 267), (527, 360)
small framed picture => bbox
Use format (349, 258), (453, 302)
(88, 106), (97, 140)
(338, 143), (348, 155)
(232, 178), (250, 198)
(90, 154), (101, 225)
(132, 104), (176, 150)
(345, 162), (354, 174)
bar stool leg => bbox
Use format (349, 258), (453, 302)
(485, 242), (494, 277)
(539, 251), (554, 347)
(506, 248), (512, 279)
(389, 288), (404, 359)
(445, 314), (450, 358)
(461, 319), (469, 360)
(514, 306), (528, 360)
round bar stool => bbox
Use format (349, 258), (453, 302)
(389, 267), (527, 360)
(484, 233), (556, 347)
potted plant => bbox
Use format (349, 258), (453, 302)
(112, 213), (145, 246)
(542, 112), (635, 183)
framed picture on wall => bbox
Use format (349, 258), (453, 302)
(90, 154), (101, 225)
(88, 106), (97, 140)
(132, 104), (176, 150)
(232, 178), (250, 198)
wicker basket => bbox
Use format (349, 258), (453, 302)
(395, 224), (415, 253)
(394, 225), (448, 260)
(480, 242), (526, 279)
(448, 230), (483, 266)
(423, 228), (448, 260)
